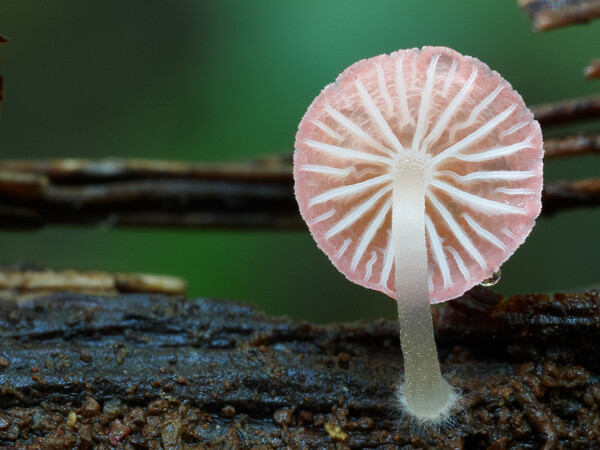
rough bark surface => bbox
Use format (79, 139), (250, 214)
(0, 271), (598, 449)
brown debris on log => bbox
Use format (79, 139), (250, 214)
(0, 158), (595, 231)
(585, 59), (600, 80)
(0, 271), (598, 448)
(0, 264), (187, 300)
(519, 0), (600, 32)
(532, 94), (600, 126)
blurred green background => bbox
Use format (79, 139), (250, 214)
(0, 1), (598, 323)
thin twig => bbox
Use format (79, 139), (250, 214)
(544, 134), (600, 158)
(0, 157), (292, 183)
(0, 36), (7, 109)
(543, 178), (600, 214)
(519, 0), (600, 31)
(531, 94), (600, 126)
(519, 0), (600, 79)
(585, 59), (600, 80)
(0, 158), (595, 229)
(0, 158), (300, 230)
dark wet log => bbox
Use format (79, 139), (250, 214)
(519, 0), (600, 32)
(0, 275), (598, 448)
(0, 158), (595, 231)
(532, 94), (600, 126)
(585, 59), (600, 80)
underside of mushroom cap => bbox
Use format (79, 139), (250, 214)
(294, 46), (543, 303)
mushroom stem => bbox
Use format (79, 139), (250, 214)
(392, 155), (456, 422)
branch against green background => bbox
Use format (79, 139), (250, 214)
(0, 36), (7, 114)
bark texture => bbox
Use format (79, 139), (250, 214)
(0, 268), (598, 448)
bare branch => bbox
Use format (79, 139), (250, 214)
(0, 36), (7, 112)
(585, 59), (600, 80)
(0, 158), (302, 230)
(531, 94), (600, 126)
(519, 0), (600, 79)
(0, 158), (594, 229)
(544, 134), (600, 158)
(519, 0), (600, 32)
(543, 178), (600, 214)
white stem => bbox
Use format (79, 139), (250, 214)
(392, 157), (455, 420)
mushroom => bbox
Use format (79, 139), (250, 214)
(293, 47), (543, 425)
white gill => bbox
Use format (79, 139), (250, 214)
(394, 57), (413, 128)
(431, 103), (518, 166)
(308, 173), (392, 207)
(311, 209), (336, 225)
(355, 77), (404, 153)
(462, 213), (507, 251)
(427, 191), (487, 268)
(447, 246), (471, 284)
(336, 238), (352, 260)
(445, 170), (537, 183)
(376, 64), (394, 117)
(430, 179), (527, 215)
(425, 214), (452, 288)
(448, 85), (504, 143)
(311, 119), (344, 141)
(420, 68), (478, 153)
(351, 197), (393, 271)
(325, 184), (392, 240)
(379, 231), (394, 288)
(324, 104), (396, 158)
(364, 251), (378, 282)
(412, 54), (441, 153)
(453, 138), (534, 163)
(304, 139), (393, 165)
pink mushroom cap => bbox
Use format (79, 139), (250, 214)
(294, 46), (543, 303)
